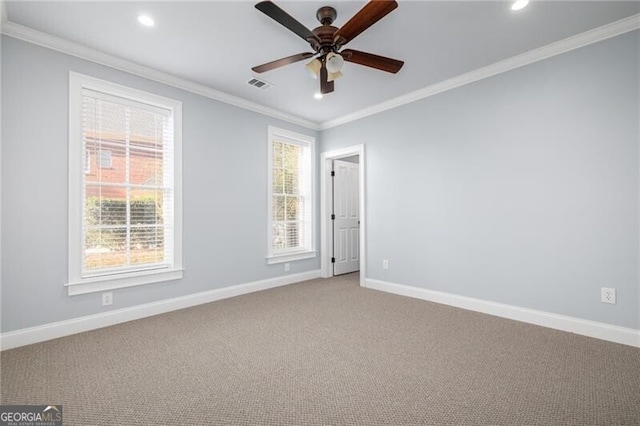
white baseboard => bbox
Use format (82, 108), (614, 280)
(365, 279), (640, 348)
(0, 270), (321, 351)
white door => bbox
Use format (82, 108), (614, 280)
(333, 160), (359, 275)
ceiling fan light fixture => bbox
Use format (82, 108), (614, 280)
(326, 52), (344, 74)
(511, 0), (530, 11)
(327, 71), (343, 82)
(305, 58), (322, 79)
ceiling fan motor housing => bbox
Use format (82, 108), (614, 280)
(309, 6), (342, 54)
(312, 24), (340, 54)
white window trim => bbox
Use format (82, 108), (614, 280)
(266, 126), (316, 264)
(266, 251), (318, 265)
(67, 72), (183, 296)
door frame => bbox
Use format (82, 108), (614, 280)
(320, 144), (366, 287)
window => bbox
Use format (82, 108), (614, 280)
(99, 150), (112, 168)
(68, 73), (183, 295)
(267, 126), (315, 264)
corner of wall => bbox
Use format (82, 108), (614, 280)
(636, 28), (640, 337)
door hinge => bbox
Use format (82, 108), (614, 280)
(331, 257), (335, 263)
(331, 171), (335, 177)
(331, 214), (335, 220)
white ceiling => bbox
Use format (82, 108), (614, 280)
(4, 1), (639, 124)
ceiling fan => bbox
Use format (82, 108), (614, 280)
(252, 0), (404, 95)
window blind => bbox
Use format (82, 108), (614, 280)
(271, 138), (312, 254)
(81, 88), (175, 277)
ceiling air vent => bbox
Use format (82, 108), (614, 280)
(247, 77), (273, 91)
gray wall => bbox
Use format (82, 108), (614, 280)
(322, 31), (640, 329)
(1, 36), (319, 333)
(2, 30), (639, 334)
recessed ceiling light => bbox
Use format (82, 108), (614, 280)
(511, 0), (529, 11)
(314, 93), (323, 100)
(137, 15), (155, 27)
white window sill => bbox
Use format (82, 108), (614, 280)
(66, 268), (183, 295)
(266, 251), (317, 265)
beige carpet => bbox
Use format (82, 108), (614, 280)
(2, 273), (639, 425)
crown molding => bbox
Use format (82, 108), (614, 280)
(0, 21), (321, 131)
(2, 12), (638, 133)
(320, 13), (640, 130)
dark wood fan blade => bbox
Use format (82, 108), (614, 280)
(320, 62), (334, 94)
(252, 52), (315, 73)
(333, 0), (398, 47)
(341, 49), (404, 73)
(255, 1), (320, 44)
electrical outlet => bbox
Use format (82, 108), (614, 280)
(601, 287), (616, 304)
(102, 292), (113, 307)
(284, 263), (290, 272)
(382, 259), (389, 270)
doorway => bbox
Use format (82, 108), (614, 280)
(332, 157), (360, 275)
(320, 145), (366, 287)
